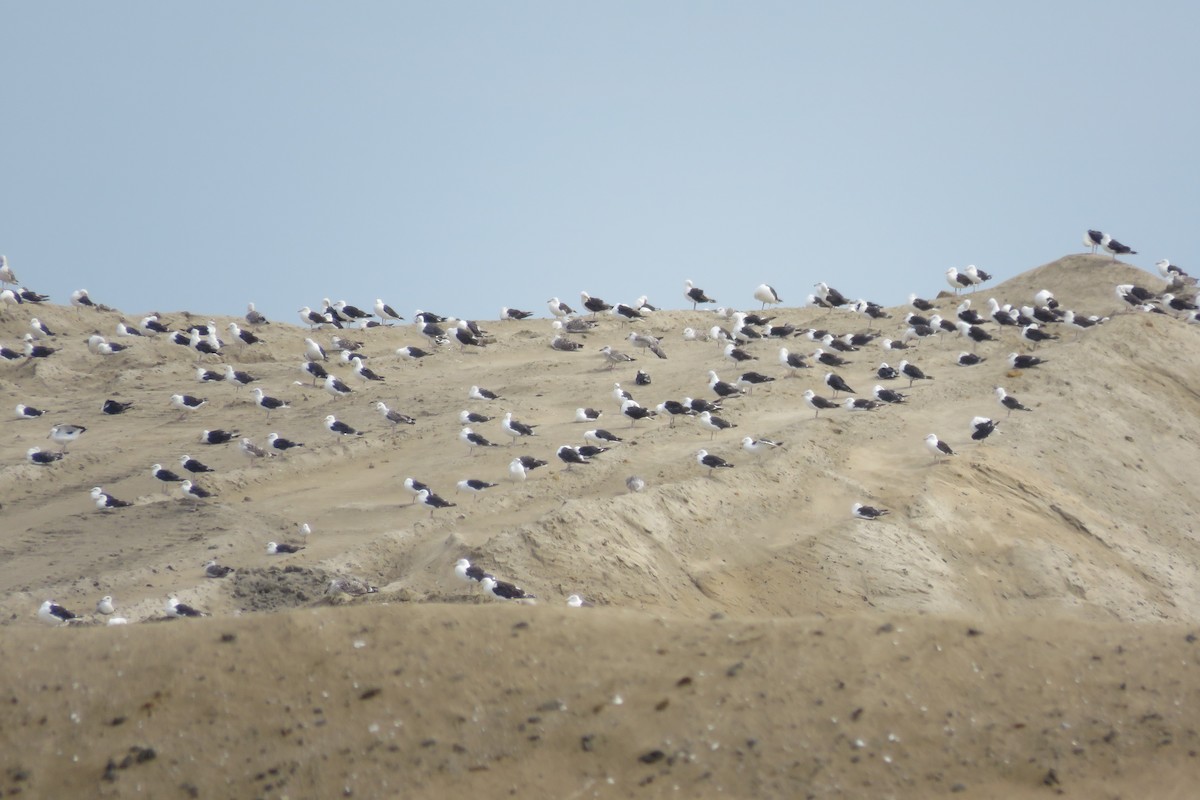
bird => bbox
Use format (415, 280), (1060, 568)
(267, 433), (304, 452)
(547, 297), (575, 318)
(325, 415), (363, 437)
(872, 385), (907, 404)
(754, 283), (782, 309)
(600, 345), (636, 369)
(1020, 324), (1059, 348)
(697, 410), (736, 440)
(509, 458), (530, 482)
(29, 317), (56, 337)
(0, 256), (18, 287)
(551, 335), (584, 352)
(635, 369), (652, 386)
(814, 281), (850, 307)
(584, 428), (622, 445)
(165, 595), (206, 618)
(416, 488), (456, 516)
(151, 463), (185, 491)
(403, 478), (431, 504)
(455, 558), (494, 583)
(580, 291), (612, 316)
(245, 302), (269, 326)
(205, 560), (235, 578)
(396, 345), (434, 363)
(708, 370), (745, 399)
(803, 389), (839, 418)
(461, 427), (499, 454)
(556, 445), (592, 470)
(180, 454), (215, 474)
(971, 417), (999, 441)
(15, 403), (45, 419)
(252, 388), (289, 420)
(96, 595), (116, 615)
(621, 399), (656, 426)
(945, 268), (973, 293)
(298, 306), (329, 329)
(266, 541), (305, 554)
(326, 576), (379, 602)
(241, 437), (272, 460)
(460, 409), (492, 425)
(115, 321), (143, 338)
(457, 478), (499, 499)
(695, 448), (734, 475)
(22, 334), (56, 358)
(304, 337), (328, 363)
(27, 447), (63, 465)
(684, 280), (715, 309)
(896, 360), (932, 388)
(501, 306), (534, 320)
(626, 475), (646, 493)
(324, 375), (354, 399)
(180, 480), (212, 500)
(627, 332), (667, 359)
(813, 348), (850, 368)
(91, 486), (132, 509)
(469, 385), (501, 401)
(611, 303), (643, 320)
(375, 299), (404, 324)
(227, 322), (261, 346)
(1161, 293), (1199, 314)
(480, 576), (536, 601)
(1102, 233), (1137, 258)
(741, 436), (782, 457)
(924, 433), (954, 461)
(956, 353), (986, 367)
(655, 399), (694, 427)
(845, 398), (881, 411)
(994, 386), (1031, 415)
(453, 320), (490, 350)
(1083, 229), (1105, 253)
(351, 356), (385, 383)
(300, 360), (329, 385)
(374, 401), (416, 432)
(171, 394), (206, 417)
(38, 600), (81, 626)
(852, 503), (890, 520)
(724, 343), (757, 365)
(877, 363), (899, 380)
(779, 348), (810, 376)
(199, 429), (238, 445)
(909, 293), (936, 312)
(48, 423), (87, 452)
(501, 412), (537, 443)
(1008, 352), (1047, 370)
(824, 372), (854, 397)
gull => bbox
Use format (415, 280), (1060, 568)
(180, 480), (213, 500)
(15, 403), (45, 419)
(741, 436), (782, 457)
(165, 595), (206, 618)
(754, 284), (782, 309)
(684, 280), (715, 309)
(325, 415), (363, 437)
(30, 317), (56, 337)
(600, 345), (636, 368)
(621, 398), (656, 426)
(304, 338), (327, 362)
(49, 423), (87, 452)
(852, 503), (890, 520)
(396, 345), (433, 363)
(803, 389), (838, 419)
(253, 388), (289, 420)
(301, 361), (329, 385)
(205, 560), (235, 578)
(1009, 353), (1048, 369)
(39, 600), (80, 626)
(171, 394), (206, 419)
(375, 299), (404, 324)
(267, 433), (304, 452)
(456, 478), (499, 499)
(151, 463), (185, 492)
(697, 410), (736, 440)
(245, 302), (269, 326)
(351, 356), (385, 384)
(724, 343), (757, 365)
(223, 365), (257, 390)
(481, 576), (536, 601)
(326, 576), (379, 602)
(627, 332), (666, 359)
(994, 386), (1032, 416)
(416, 488), (456, 517)
(501, 411), (537, 443)
(547, 297), (575, 317)
(924, 433), (954, 461)
(455, 558), (494, 583)
(971, 417), (999, 442)
(469, 385), (501, 401)
(180, 454), (214, 474)
(779, 347), (810, 376)
(626, 475), (646, 493)
(97, 595), (116, 615)
(0, 256), (17, 287)
(91, 486), (131, 509)
(824, 372), (854, 397)
(461, 426), (499, 454)
(695, 448), (734, 475)
(556, 445), (592, 470)
(267, 541), (305, 554)
(375, 401), (416, 433)
(27, 447), (63, 465)
(324, 375), (354, 399)
(501, 306), (534, 320)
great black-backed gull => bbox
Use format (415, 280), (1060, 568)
(684, 280), (715, 309)
(205, 559), (235, 578)
(877, 363), (899, 380)
(300, 361), (329, 385)
(1008, 353), (1048, 369)
(579, 291), (611, 316)
(896, 360), (932, 387)
(501, 412), (537, 443)
(350, 356), (385, 384)
(71, 288), (95, 308)
(151, 463), (185, 491)
(956, 299), (986, 326)
(655, 399), (693, 427)
(754, 284), (782, 309)
(49, 423), (86, 451)
(556, 445), (592, 470)
(803, 389), (838, 418)
(115, 321), (142, 338)
(15, 403), (45, 419)
(509, 458), (530, 482)
(956, 352), (985, 367)
(777, 348), (810, 376)
(584, 429), (623, 446)
(956, 321), (995, 348)
(165, 595), (205, 618)
(945, 268), (973, 293)
(994, 387), (1031, 415)
(872, 385), (907, 404)
(227, 322), (261, 347)
(200, 429), (238, 445)
(1, 344), (22, 360)
(469, 385), (501, 401)
(23, 335), (56, 358)
(457, 478), (499, 498)
(852, 502), (890, 520)
(266, 433), (304, 452)
(971, 416), (999, 441)
(724, 343), (756, 365)
(909, 293), (935, 312)
(737, 371), (774, 393)
(824, 372), (854, 397)
(403, 477), (430, 503)
(252, 388), (289, 420)
(611, 303), (643, 320)
(814, 282), (850, 307)
(612, 383), (633, 404)
(39, 599), (80, 626)
(325, 415), (363, 437)
(27, 447), (63, 465)
(696, 410), (736, 440)
(171, 394), (206, 418)
(1020, 324), (1058, 348)
(86, 334), (130, 356)
(707, 370), (745, 399)
(845, 398), (881, 411)
(266, 541), (304, 555)
(481, 576), (536, 601)
(1161, 293), (1199, 313)
(964, 265), (992, 287)
(546, 297), (574, 318)
(455, 558), (493, 583)
(396, 345), (433, 363)
(461, 426), (499, 453)
(620, 399), (656, 426)
(29, 317), (55, 337)
(1084, 229), (1105, 253)
(501, 306), (533, 320)
(1102, 233), (1136, 258)
(324, 375), (354, 399)
(635, 369), (651, 386)
(180, 480), (213, 499)
(924, 433), (954, 461)
(219, 365), (255, 391)
(813, 348), (850, 368)
(91, 486), (131, 509)
(180, 454), (214, 474)
(695, 448), (734, 475)
(460, 409), (492, 425)
(416, 488), (456, 516)
(741, 436), (782, 456)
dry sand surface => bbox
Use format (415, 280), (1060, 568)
(2, 254), (1199, 797)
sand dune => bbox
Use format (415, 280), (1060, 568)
(2, 254), (1199, 796)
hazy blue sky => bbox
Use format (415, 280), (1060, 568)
(4, 3), (1196, 324)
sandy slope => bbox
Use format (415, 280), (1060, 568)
(2, 253), (1200, 796)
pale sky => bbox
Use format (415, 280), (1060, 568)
(4, 3), (1196, 324)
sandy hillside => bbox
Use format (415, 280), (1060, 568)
(2, 253), (1199, 797)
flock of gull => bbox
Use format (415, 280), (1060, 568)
(6, 231), (1195, 624)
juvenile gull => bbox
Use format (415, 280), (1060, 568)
(600, 345), (636, 368)
(205, 559), (235, 578)
(627, 331), (667, 359)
